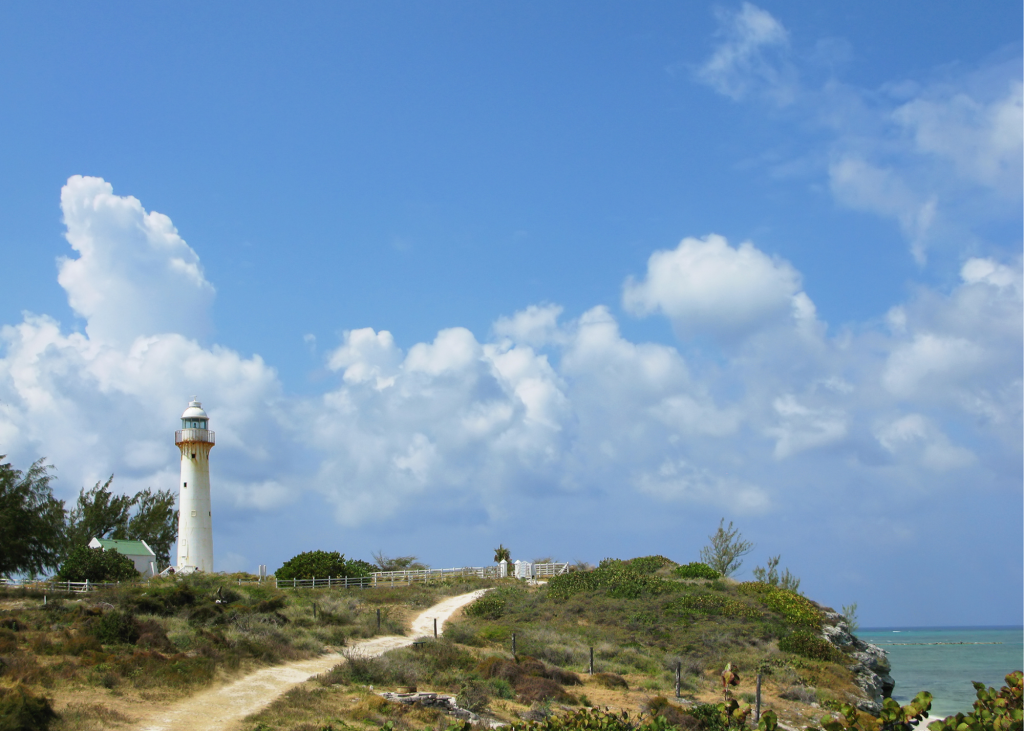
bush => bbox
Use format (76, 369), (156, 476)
(674, 562), (720, 580)
(591, 672), (629, 690)
(515, 675), (571, 703)
(0, 684), (57, 731)
(738, 583), (823, 629)
(548, 563), (672, 601)
(465, 594), (505, 620)
(622, 556), (675, 574)
(91, 610), (140, 645)
(275, 551), (372, 581)
(778, 631), (845, 663)
(57, 546), (139, 583)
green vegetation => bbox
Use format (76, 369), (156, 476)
(0, 455), (179, 579)
(494, 544), (512, 564)
(841, 603), (860, 633)
(674, 562), (721, 580)
(0, 683), (58, 731)
(699, 519), (754, 577)
(0, 457), (65, 578)
(751, 556), (800, 593)
(55, 545), (139, 583)
(927, 671), (1022, 731)
(63, 477), (178, 568)
(372, 552), (427, 572)
(0, 571), (492, 731)
(275, 550), (375, 580)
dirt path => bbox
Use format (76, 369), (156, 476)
(132, 588), (490, 731)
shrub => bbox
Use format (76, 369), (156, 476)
(91, 610), (140, 645)
(515, 675), (570, 703)
(0, 684), (58, 731)
(927, 672), (1023, 731)
(778, 631), (845, 663)
(667, 593), (764, 621)
(622, 556), (675, 574)
(275, 551), (372, 581)
(738, 583), (823, 629)
(674, 562), (720, 580)
(465, 594), (505, 620)
(591, 672), (629, 690)
(57, 546), (139, 583)
(548, 563), (671, 601)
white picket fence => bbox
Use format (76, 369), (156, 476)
(0, 578), (121, 593)
(276, 561), (571, 590)
(275, 575), (373, 590)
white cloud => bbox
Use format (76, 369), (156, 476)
(327, 327), (401, 388)
(622, 234), (809, 341)
(57, 176), (215, 346)
(493, 304), (565, 348)
(635, 459), (770, 514)
(696, 8), (1022, 264)
(767, 394), (847, 459)
(893, 80), (1023, 193)
(875, 414), (975, 472)
(696, 3), (795, 105)
(0, 178), (1018, 571)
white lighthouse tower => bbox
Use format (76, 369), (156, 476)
(176, 399), (215, 572)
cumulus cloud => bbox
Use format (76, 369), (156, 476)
(57, 176), (215, 346)
(0, 178), (1018, 581)
(622, 234), (809, 341)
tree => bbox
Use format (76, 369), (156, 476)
(752, 555), (801, 592)
(371, 550), (426, 572)
(841, 602), (860, 633)
(124, 488), (177, 568)
(699, 518), (754, 577)
(0, 457), (65, 578)
(64, 479), (178, 568)
(64, 476), (133, 552)
(275, 550), (373, 580)
(493, 544), (511, 564)
(57, 545), (139, 583)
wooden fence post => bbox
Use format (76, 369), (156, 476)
(589, 647), (594, 675)
(433, 618), (438, 638)
(675, 662), (681, 699)
(512, 633), (517, 658)
(755, 673), (762, 723)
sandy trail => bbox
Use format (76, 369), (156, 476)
(133, 588), (490, 731)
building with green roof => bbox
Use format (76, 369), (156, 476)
(88, 537), (157, 577)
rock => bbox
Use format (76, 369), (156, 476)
(820, 610), (896, 716)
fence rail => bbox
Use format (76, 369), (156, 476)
(277, 562), (571, 590)
(0, 578), (121, 593)
(275, 576), (373, 590)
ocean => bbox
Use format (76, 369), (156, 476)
(857, 626), (1024, 720)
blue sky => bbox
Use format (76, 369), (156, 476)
(0, 3), (1020, 626)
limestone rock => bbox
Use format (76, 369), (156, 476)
(820, 610), (896, 716)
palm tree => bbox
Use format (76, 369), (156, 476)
(493, 544), (511, 564)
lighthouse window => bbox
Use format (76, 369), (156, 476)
(183, 482), (187, 488)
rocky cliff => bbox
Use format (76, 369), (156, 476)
(821, 610), (896, 715)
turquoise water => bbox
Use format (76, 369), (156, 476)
(857, 626), (1023, 720)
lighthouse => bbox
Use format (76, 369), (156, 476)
(176, 399), (215, 572)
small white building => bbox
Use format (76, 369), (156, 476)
(88, 537), (158, 577)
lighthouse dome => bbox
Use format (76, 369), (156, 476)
(181, 400), (208, 420)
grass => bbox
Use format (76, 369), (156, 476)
(0, 573), (496, 729)
(1, 561), (884, 730)
(242, 557), (877, 730)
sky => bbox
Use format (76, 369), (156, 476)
(0, 2), (1020, 627)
